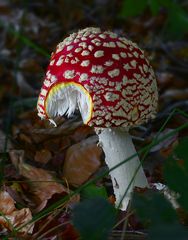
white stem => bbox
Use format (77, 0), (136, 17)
(97, 128), (148, 211)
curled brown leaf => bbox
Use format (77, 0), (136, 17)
(0, 190), (34, 234)
(63, 136), (102, 187)
(9, 149), (79, 212)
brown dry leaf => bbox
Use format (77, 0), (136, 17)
(43, 138), (62, 153)
(70, 125), (95, 143)
(34, 149), (52, 164)
(60, 137), (72, 151)
(19, 133), (33, 144)
(63, 136), (102, 187)
(0, 190), (34, 234)
(9, 150), (25, 169)
(0, 190), (15, 214)
(32, 118), (82, 136)
(60, 223), (80, 240)
(9, 150), (78, 212)
(19, 167), (67, 210)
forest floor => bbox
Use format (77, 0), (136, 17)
(0, 1), (188, 239)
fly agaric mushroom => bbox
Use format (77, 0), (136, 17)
(37, 27), (158, 211)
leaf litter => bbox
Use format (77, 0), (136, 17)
(0, 0), (188, 239)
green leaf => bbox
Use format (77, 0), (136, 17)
(72, 197), (117, 240)
(133, 190), (177, 225)
(148, 0), (161, 15)
(166, 4), (188, 38)
(149, 223), (188, 240)
(80, 184), (108, 200)
(157, 0), (173, 9)
(133, 191), (188, 240)
(120, 0), (188, 38)
(164, 137), (188, 211)
(120, 0), (148, 17)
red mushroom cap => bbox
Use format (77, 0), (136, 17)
(37, 27), (158, 128)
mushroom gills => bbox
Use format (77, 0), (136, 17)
(46, 83), (92, 123)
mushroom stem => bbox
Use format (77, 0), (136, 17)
(97, 128), (148, 211)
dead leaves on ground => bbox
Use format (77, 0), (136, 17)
(63, 136), (102, 186)
(0, 0), (188, 239)
(9, 149), (80, 212)
(1, 100), (187, 238)
(0, 190), (33, 234)
(12, 112), (102, 188)
(34, 148), (52, 164)
(0, 113), (102, 237)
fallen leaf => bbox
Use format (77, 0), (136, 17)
(19, 133), (33, 144)
(33, 212), (79, 240)
(70, 125), (95, 143)
(34, 148), (52, 164)
(43, 137), (62, 153)
(0, 190), (15, 214)
(32, 117), (82, 136)
(63, 136), (102, 187)
(19, 164), (68, 211)
(0, 190), (34, 234)
(9, 149), (79, 212)
(60, 223), (80, 240)
(9, 149), (25, 170)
